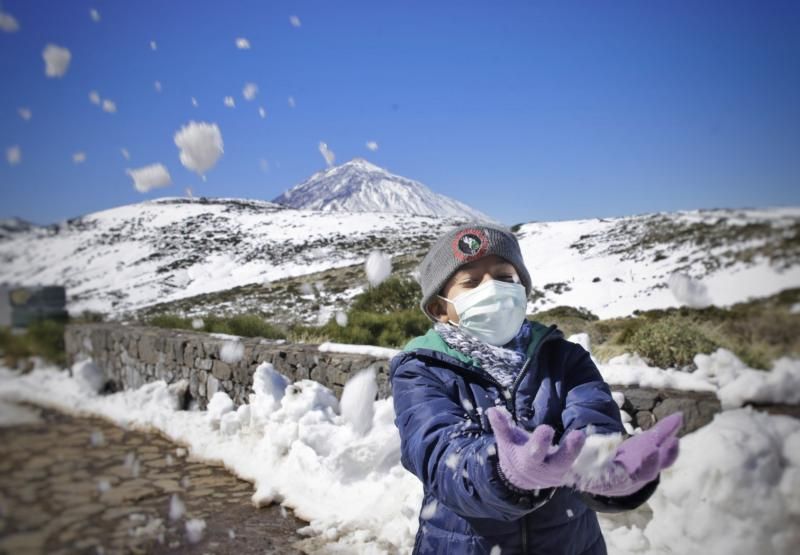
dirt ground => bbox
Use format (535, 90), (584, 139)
(0, 403), (307, 555)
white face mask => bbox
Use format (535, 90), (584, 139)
(438, 279), (528, 346)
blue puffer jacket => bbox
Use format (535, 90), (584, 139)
(389, 320), (658, 555)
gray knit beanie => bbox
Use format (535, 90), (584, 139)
(417, 223), (531, 322)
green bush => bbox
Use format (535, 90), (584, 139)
(324, 309), (430, 348)
(224, 314), (286, 339)
(627, 315), (718, 368)
(530, 305), (599, 321)
(148, 312), (287, 339)
(26, 319), (66, 365)
(0, 326), (30, 364)
(147, 314), (192, 330)
(0, 319), (66, 367)
(350, 277), (422, 314)
(528, 305), (600, 340)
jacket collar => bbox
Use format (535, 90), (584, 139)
(399, 319), (561, 376)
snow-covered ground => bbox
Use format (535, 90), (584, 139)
(517, 206), (800, 318)
(1, 346), (798, 554)
(1, 198), (797, 323)
(0, 197), (455, 317)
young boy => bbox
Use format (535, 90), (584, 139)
(390, 223), (681, 554)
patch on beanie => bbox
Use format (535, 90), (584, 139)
(451, 228), (489, 261)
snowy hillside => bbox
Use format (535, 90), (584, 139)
(272, 158), (494, 221)
(0, 198), (797, 322)
(520, 206), (800, 318)
(0, 217), (38, 241)
(0, 197), (460, 318)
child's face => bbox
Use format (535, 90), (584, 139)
(427, 255), (520, 323)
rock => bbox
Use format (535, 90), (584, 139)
(212, 360), (231, 381)
(624, 388), (661, 412)
(653, 394), (720, 435)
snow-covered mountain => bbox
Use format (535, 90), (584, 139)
(0, 197), (463, 318)
(272, 158), (494, 222)
(0, 217), (38, 241)
(0, 196), (797, 322)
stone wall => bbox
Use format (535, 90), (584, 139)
(64, 323), (393, 409)
(64, 323), (722, 434)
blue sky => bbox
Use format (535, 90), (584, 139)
(1, 0), (798, 226)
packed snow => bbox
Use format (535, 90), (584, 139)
(318, 342), (400, 359)
(1, 359), (798, 554)
(0, 399), (41, 426)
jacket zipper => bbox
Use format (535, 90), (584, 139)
(506, 324), (557, 554)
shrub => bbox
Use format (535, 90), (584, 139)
(528, 305), (600, 340)
(224, 314), (286, 339)
(148, 313), (287, 340)
(26, 319), (67, 365)
(0, 319), (66, 366)
(147, 314), (192, 330)
(293, 309), (430, 348)
(627, 315), (718, 368)
(350, 278), (422, 314)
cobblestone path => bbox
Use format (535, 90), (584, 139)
(0, 403), (306, 555)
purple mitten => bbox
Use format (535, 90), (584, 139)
(486, 406), (586, 491)
(569, 412), (683, 497)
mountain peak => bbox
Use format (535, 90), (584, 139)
(272, 160), (494, 221)
(339, 158), (383, 171)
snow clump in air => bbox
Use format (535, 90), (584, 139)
(174, 121), (224, 177)
(6, 146), (21, 166)
(340, 369), (377, 436)
(220, 340), (244, 364)
(235, 37), (250, 49)
(126, 163), (172, 193)
(242, 83), (258, 101)
(42, 44), (71, 77)
(668, 272), (711, 308)
(365, 250), (392, 287)
(0, 10), (20, 32)
(319, 141), (335, 167)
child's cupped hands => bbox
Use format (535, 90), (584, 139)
(486, 406), (586, 491)
(487, 406), (684, 497)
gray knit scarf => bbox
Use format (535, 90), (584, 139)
(433, 322), (525, 389)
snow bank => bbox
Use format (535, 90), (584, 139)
(2, 362), (798, 554)
(596, 348), (800, 408)
(641, 408), (800, 554)
(318, 342), (399, 359)
(693, 349), (800, 409)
